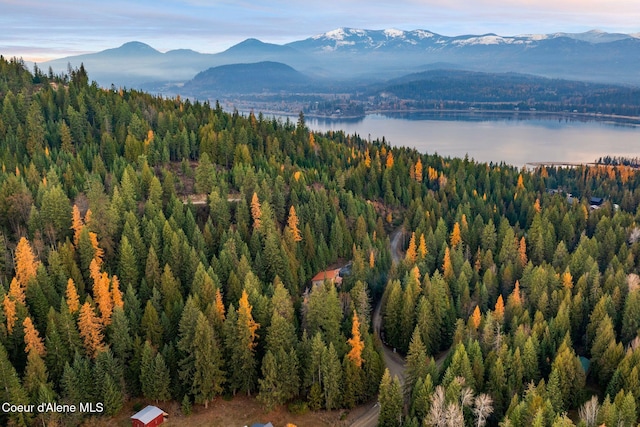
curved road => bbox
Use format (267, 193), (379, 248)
(350, 228), (406, 427)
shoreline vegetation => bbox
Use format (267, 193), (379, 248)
(241, 108), (640, 126)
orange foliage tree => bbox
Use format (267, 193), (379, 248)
(78, 301), (105, 358)
(442, 246), (454, 280)
(23, 316), (46, 356)
(66, 278), (80, 314)
(405, 232), (417, 263)
(415, 158), (423, 182)
(14, 237), (39, 287)
(347, 311), (365, 368)
(418, 233), (428, 259)
(287, 205), (302, 242)
(71, 204), (84, 245)
(471, 306), (482, 330)
(251, 192), (262, 231)
(3, 294), (17, 333)
(494, 295), (505, 323)
(518, 237), (528, 267)
(450, 222), (462, 248)
(9, 277), (25, 305)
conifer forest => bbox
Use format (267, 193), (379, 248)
(2, 57), (640, 426)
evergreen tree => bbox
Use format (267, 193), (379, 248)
(191, 312), (225, 407)
(378, 369), (403, 427)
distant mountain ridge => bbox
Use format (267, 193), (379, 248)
(39, 28), (640, 89)
(182, 61), (313, 96)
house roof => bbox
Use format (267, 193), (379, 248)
(250, 423), (274, 427)
(131, 406), (165, 424)
(311, 269), (341, 282)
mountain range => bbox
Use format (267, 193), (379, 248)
(39, 28), (640, 90)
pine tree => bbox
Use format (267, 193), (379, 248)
(228, 290), (259, 395)
(322, 342), (342, 410)
(257, 350), (281, 411)
(404, 326), (430, 398)
(192, 312), (225, 408)
(0, 342), (33, 427)
(378, 369), (402, 427)
(141, 300), (163, 347)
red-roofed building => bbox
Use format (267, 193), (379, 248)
(131, 405), (167, 427)
(311, 269), (343, 287)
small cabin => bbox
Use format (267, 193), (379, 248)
(590, 196), (604, 206)
(131, 405), (167, 427)
(311, 269), (343, 287)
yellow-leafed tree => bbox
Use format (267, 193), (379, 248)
(418, 233), (428, 259)
(94, 272), (113, 325)
(89, 232), (104, 266)
(405, 232), (417, 263)
(347, 311), (365, 367)
(518, 237), (528, 267)
(14, 237), (39, 287)
(287, 205), (302, 242)
(471, 306), (482, 330)
(71, 204), (84, 245)
(3, 294), (17, 333)
(512, 280), (522, 306)
(442, 246), (454, 280)
(415, 158), (423, 182)
(111, 275), (124, 309)
(450, 222), (462, 248)
(66, 278), (80, 314)
(23, 316), (46, 356)
(9, 277), (25, 305)
(494, 295), (505, 323)
(562, 270), (573, 290)
(386, 151), (394, 169)
(78, 301), (105, 358)
(251, 192), (262, 231)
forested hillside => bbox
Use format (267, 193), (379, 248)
(1, 57), (640, 427)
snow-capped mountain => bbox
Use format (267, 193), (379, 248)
(41, 27), (640, 88)
(289, 27), (639, 51)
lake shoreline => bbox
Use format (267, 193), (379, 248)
(256, 108), (640, 126)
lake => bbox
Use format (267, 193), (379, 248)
(300, 113), (640, 167)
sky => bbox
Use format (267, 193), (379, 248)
(2, 0), (640, 62)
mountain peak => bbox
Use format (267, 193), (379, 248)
(117, 41), (159, 53)
(384, 28), (405, 38)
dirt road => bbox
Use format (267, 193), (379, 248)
(350, 228), (406, 427)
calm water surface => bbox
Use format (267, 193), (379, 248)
(302, 113), (640, 167)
